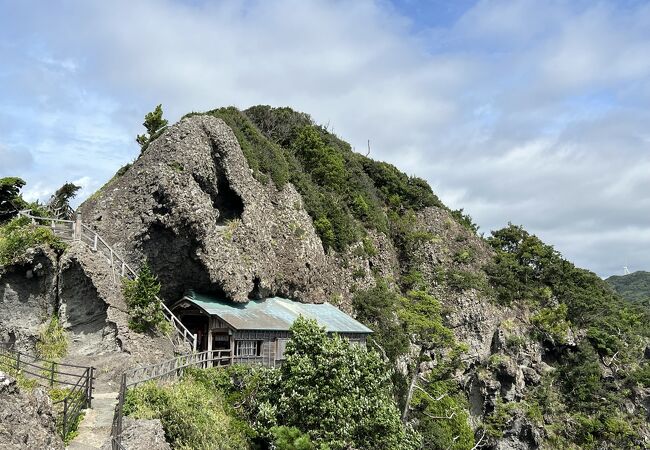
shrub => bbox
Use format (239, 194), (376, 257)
(124, 380), (250, 450)
(411, 379), (474, 450)
(36, 315), (68, 360)
(275, 317), (418, 450)
(0, 216), (66, 265)
(122, 262), (168, 333)
(531, 304), (570, 345)
(270, 426), (317, 450)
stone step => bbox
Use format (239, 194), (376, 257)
(66, 391), (118, 450)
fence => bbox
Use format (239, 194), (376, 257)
(0, 345), (94, 439)
(16, 209), (197, 352)
(111, 350), (231, 450)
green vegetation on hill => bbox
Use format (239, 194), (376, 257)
(607, 270), (650, 307)
(189, 106), (443, 252)
(0, 216), (66, 265)
(125, 318), (418, 449)
(486, 224), (650, 447)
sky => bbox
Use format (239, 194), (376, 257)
(1, 0), (649, 277)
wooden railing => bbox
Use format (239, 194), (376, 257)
(111, 350), (231, 450)
(0, 345), (94, 439)
(16, 210), (197, 352)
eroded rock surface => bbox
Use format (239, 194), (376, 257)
(0, 247), (58, 350)
(80, 116), (357, 303)
(0, 371), (64, 450)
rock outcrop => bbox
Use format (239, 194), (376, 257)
(0, 241), (177, 385)
(0, 247), (58, 350)
(80, 116), (343, 303)
(0, 371), (64, 450)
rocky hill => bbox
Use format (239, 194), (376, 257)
(2, 106), (649, 449)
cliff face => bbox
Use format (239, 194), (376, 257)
(78, 114), (505, 359)
(80, 116), (347, 303)
(0, 241), (176, 381)
(5, 106), (647, 449)
(0, 372), (64, 450)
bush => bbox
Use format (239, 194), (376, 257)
(531, 304), (570, 345)
(0, 216), (66, 265)
(124, 380), (250, 450)
(270, 426), (318, 450)
(122, 262), (168, 333)
(36, 315), (68, 360)
(274, 317), (418, 450)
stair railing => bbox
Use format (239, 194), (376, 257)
(16, 210), (197, 352)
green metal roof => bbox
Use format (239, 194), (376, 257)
(177, 291), (372, 334)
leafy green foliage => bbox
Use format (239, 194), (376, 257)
(531, 304), (570, 345)
(124, 380), (250, 449)
(190, 105), (443, 252)
(352, 281), (410, 363)
(270, 426), (319, 450)
(411, 379), (474, 449)
(121, 262), (168, 333)
(36, 315), (68, 360)
(606, 270), (650, 307)
(0, 177), (26, 222)
(0, 216), (66, 265)
(486, 223), (650, 447)
(47, 182), (80, 213)
(272, 317), (417, 449)
(137, 104), (169, 152)
(127, 319), (417, 449)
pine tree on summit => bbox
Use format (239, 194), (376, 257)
(136, 104), (168, 152)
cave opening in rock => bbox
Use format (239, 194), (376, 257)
(140, 222), (229, 301)
(213, 165), (244, 224)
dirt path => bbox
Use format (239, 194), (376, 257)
(66, 388), (117, 450)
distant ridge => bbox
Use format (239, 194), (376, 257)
(606, 270), (650, 305)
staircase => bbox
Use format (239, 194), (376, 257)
(67, 390), (118, 450)
(17, 209), (197, 352)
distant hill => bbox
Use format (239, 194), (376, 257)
(607, 270), (650, 306)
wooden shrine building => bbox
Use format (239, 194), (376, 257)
(171, 291), (372, 367)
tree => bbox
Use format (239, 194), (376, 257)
(122, 262), (167, 332)
(47, 182), (81, 217)
(0, 177), (26, 222)
(136, 104), (168, 152)
(270, 317), (419, 450)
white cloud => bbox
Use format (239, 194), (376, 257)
(1, 0), (649, 276)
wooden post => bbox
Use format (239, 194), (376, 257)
(50, 362), (55, 387)
(15, 353), (20, 371)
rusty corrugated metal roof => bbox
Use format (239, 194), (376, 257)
(180, 291), (372, 333)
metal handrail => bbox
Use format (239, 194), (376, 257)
(0, 346), (94, 439)
(16, 209), (197, 352)
(111, 349), (232, 449)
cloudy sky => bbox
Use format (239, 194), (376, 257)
(1, 0), (649, 277)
